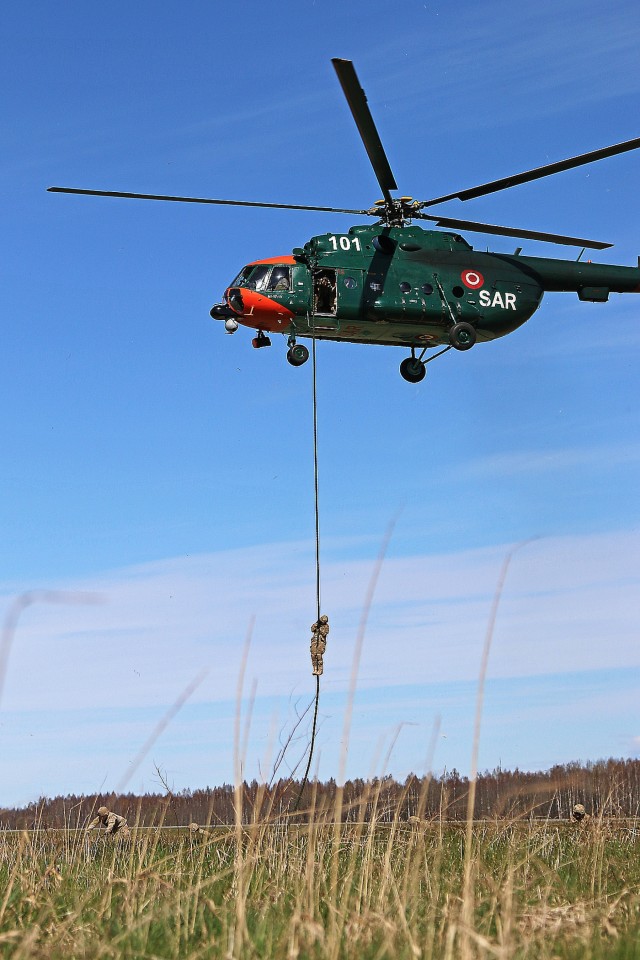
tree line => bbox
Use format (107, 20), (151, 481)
(2, 758), (640, 830)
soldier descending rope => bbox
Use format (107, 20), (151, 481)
(310, 615), (329, 676)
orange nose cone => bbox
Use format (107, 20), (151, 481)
(232, 288), (295, 332)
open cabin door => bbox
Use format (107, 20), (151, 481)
(313, 269), (338, 316)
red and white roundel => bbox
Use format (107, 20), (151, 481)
(461, 269), (484, 289)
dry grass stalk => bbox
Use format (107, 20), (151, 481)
(2, 814), (640, 957)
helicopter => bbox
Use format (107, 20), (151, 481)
(49, 59), (640, 383)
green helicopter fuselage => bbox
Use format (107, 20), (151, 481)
(219, 224), (640, 350)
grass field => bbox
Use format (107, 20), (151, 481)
(2, 807), (640, 959)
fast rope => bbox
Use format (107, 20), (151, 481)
(293, 320), (326, 812)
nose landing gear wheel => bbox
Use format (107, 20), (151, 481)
(287, 343), (310, 367)
(449, 322), (476, 350)
(400, 357), (426, 383)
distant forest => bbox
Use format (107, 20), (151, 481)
(3, 759), (640, 829)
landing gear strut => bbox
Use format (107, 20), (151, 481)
(399, 343), (453, 382)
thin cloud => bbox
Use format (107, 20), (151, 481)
(458, 441), (640, 481)
(362, 2), (640, 134)
(1, 529), (637, 714)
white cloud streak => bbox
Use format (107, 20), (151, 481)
(457, 441), (640, 480)
(1, 528), (637, 715)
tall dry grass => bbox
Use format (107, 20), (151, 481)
(2, 799), (640, 959)
(3, 543), (638, 957)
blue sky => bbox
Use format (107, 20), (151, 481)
(1, 0), (639, 808)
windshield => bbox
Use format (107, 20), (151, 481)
(231, 264), (271, 291)
(230, 264), (291, 292)
(230, 265), (253, 286)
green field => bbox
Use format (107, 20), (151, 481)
(2, 811), (640, 959)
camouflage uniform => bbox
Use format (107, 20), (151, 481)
(88, 806), (130, 839)
(572, 803), (588, 823)
(310, 615), (329, 676)
(189, 822), (212, 837)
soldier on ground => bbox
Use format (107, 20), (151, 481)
(87, 806), (130, 839)
(189, 822), (212, 837)
(572, 803), (588, 822)
(310, 615), (329, 676)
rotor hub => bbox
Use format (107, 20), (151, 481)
(368, 197), (419, 227)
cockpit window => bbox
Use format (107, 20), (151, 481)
(267, 266), (291, 291)
(230, 264), (271, 290)
(231, 263), (292, 293)
(231, 266), (252, 286)
(244, 265), (271, 291)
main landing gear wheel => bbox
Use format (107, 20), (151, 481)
(449, 322), (477, 351)
(287, 343), (310, 367)
(399, 357), (426, 383)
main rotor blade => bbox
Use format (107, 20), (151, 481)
(419, 135), (640, 207)
(47, 186), (369, 215)
(331, 58), (397, 205)
(416, 212), (612, 249)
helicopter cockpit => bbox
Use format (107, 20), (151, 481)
(230, 263), (291, 292)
